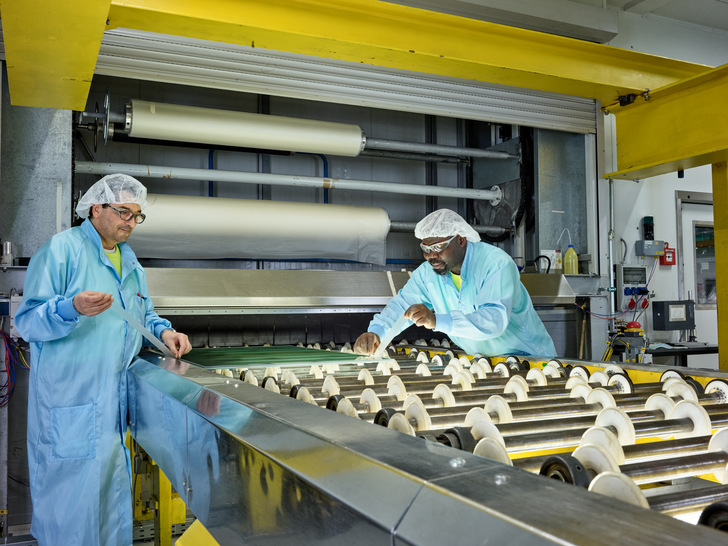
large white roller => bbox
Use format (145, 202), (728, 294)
(129, 194), (390, 264)
(128, 100), (365, 156)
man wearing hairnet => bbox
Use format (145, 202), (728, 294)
(15, 174), (192, 546)
(354, 209), (556, 357)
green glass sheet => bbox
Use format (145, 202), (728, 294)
(183, 346), (363, 369)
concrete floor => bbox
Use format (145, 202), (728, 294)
(6, 523), (183, 545)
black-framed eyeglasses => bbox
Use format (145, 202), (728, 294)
(420, 235), (457, 254)
(103, 204), (146, 224)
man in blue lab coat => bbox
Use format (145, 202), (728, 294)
(354, 209), (556, 358)
(15, 174), (192, 545)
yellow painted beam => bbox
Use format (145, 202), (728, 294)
(606, 64), (728, 180)
(0, 0), (111, 110)
(713, 162), (728, 371)
(2, 0), (710, 111)
(103, 0), (709, 107)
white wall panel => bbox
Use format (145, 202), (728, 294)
(606, 11), (726, 348)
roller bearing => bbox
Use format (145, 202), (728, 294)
(325, 394), (345, 411)
(539, 455), (590, 488)
(442, 427), (477, 452)
(374, 407), (399, 427)
(684, 376), (705, 395)
(699, 501), (728, 532)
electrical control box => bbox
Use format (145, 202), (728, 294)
(615, 264), (647, 296)
(652, 300), (695, 330)
(0, 294), (23, 339)
(635, 240), (666, 257)
(614, 264), (648, 311)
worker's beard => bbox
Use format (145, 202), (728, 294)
(428, 257), (451, 275)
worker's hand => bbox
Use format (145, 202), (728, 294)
(405, 304), (436, 329)
(161, 330), (192, 358)
(353, 332), (380, 355)
(73, 291), (114, 317)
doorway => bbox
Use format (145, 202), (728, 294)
(678, 195), (717, 368)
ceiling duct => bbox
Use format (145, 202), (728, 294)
(385, 0), (619, 43)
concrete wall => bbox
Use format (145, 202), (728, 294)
(0, 66), (72, 260)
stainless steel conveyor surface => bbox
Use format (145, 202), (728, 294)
(127, 352), (726, 545)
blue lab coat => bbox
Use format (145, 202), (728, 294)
(15, 219), (172, 546)
(369, 241), (556, 357)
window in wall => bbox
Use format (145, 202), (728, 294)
(694, 223), (716, 307)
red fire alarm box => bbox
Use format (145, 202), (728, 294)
(660, 244), (676, 265)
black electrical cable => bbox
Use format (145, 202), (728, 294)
(9, 474), (30, 487)
(534, 255), (551, 273)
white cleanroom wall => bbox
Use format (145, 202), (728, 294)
(129, 194), (391, 265)
(602, 11), (727, 366)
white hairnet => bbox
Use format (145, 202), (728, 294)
(414, 209), (481, 242)
(75, 174), (148, 219)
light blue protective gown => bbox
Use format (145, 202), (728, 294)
(368, 241), (556, 357)
(15, 219), (173, 546)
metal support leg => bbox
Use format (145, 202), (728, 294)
(153, 462), (173, 546)
(0, 403), (7, 540)
(713, 161), (728, 371)
(0, 337), (8, 540)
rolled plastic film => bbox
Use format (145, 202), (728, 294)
(373, 314), (410, 359)
(129, 100), (365, 157)
(130, 194), (390, 265)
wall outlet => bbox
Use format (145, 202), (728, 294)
(539, 249), (562, 272)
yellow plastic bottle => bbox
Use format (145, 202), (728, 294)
(564, 245), (578, 274)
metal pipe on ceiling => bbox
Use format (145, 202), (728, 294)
(608, 178), (616, 329)
(359, 149), (467, 163)
(124, 99), (519, 160)
(389, 221), (508, 236)
(80, 97), (519, 162)
(74, 162), (503, 203)
(364, 137), (519, 160)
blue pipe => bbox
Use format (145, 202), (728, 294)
(208, 149), (215, 197)
(318, 154), (329, 204)
(300, 153), (329, 203)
